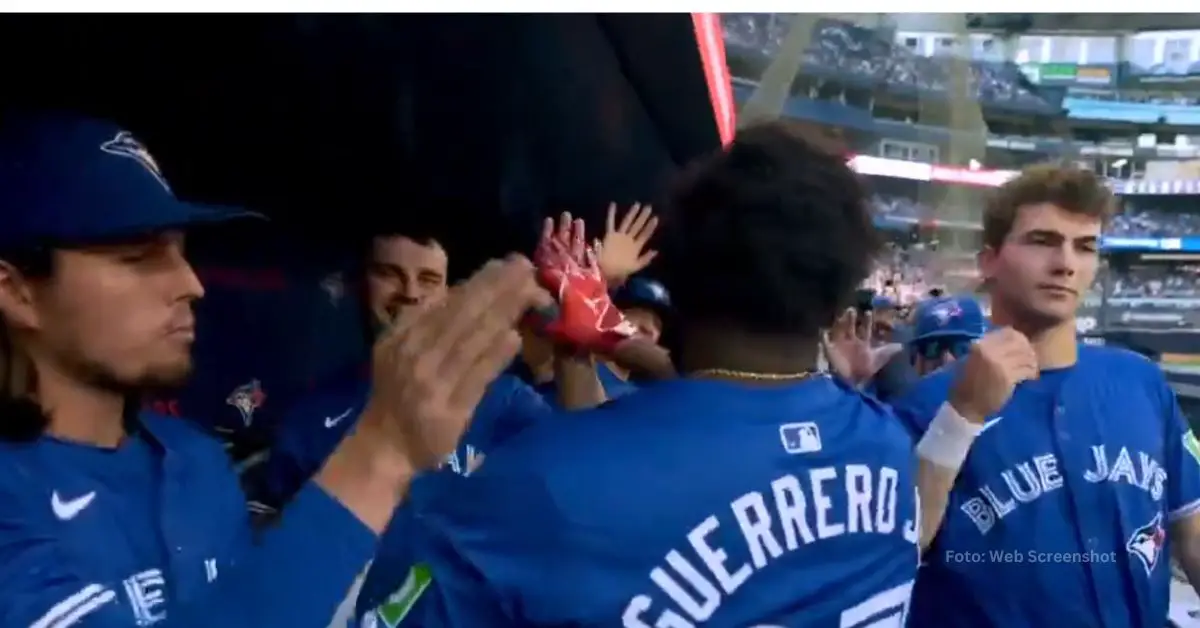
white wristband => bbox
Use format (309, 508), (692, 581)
(916, 402), (983, 470)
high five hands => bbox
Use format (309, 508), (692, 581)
(595, 202), (659, 287)
(533, 211), (638, 355)
(362, 256), (552, 472)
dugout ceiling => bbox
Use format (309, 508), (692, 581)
(0, 15), (726, 276)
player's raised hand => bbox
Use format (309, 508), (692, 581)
(823, 308), (877, 384)
(531, 217), (637, 355)
(594, 202), (659, 286)
(948, 327), (1039, 423)
(364, 255), (552, 471)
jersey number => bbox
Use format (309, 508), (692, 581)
(838, 580), (914, 628)
(748, 580), (914, 628)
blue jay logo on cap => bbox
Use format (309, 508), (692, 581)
(100, 131), (170, 192)
(929, 301), (963, 327)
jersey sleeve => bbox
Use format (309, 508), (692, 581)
(417, 446), (578, 628)
(0, 456), (377, 626)
(1161, 376), (1200, 521)
(253, 392), (363, 509)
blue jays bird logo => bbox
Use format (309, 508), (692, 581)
(226, 380), (267, 428)
(100, 131), (171, 192)
(1127, 512), (1166, 576)
(929, 301), (963, 327)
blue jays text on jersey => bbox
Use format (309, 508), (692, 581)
(892, 344), (1200, 628)
(407, 375), (920, 628)
(0, 412), (377, 627)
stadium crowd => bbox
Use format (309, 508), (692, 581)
(1108, 203), (1200, 238)
(872, 190), (1200, 240)
(868, 193), (1200, 328)
(1109, 267), (1200, 300)
(721, 13), (1046, 108)
(1071, 89), (1200, 107)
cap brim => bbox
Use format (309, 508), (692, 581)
(909, 329), (981, 345)
(71, 202), (265, 246)
(160, 202), (266, 230)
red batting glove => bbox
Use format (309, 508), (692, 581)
(533, 231), (637, 355)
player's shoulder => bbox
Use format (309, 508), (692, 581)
(140, 411), (237, 466)
(459, 379), (681, 483)
(0, 437), (46, 504)
(1077, 343), (1170, 393)
(1078, 343), (1161, 374)
(485, 375), (904, 471)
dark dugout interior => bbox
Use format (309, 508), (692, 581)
(0, 15), (728, 450)
(0, 14), (725, 277)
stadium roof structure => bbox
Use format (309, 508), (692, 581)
(900, 12), (1200, 33)
(1027, 13), (1200, 32)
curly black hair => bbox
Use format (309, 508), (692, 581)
(662, 121), (882, 338)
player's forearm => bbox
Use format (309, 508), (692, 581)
(1170, 514), (1200, 594)
(610, 337), (675, 381)
(554, 351), (606, 410)
(915, 459), (958, 550)
(314, 409), (415, 535)
(913, 402), (983, 551)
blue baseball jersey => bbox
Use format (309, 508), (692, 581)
(407, 375), (920, 627)
(350, 362), (639, 627)
(257, 366), (553, 507)
(596, 363), (640, 400)
(893, 344), (1200, 627)
(256, 364), (558, 627)
(0, 412), (377, 627)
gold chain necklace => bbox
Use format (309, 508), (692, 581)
(689, 368), (816, 381)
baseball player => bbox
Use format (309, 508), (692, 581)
(893, 164), (1200, 626)
(0, 112), (549, 626)
(379, 122), (1020, 627)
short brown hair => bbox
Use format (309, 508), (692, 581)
(982, 163), (1116, 250)
(0, 320), (32, 399)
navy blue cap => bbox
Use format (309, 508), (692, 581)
(910, 296), (987, 344)
(612, 277), (671, 315)
(0, 112), (259, 251)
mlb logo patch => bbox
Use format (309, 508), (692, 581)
(780, 422), (822, 454)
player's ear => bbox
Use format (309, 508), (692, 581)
(976, 247), (998, 287)
(0, 260), (41, 332)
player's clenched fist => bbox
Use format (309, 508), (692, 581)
(948, 327), (1039, 423)
(364, 255), (552, 471)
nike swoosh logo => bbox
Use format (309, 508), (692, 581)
(324, 407), (355, 429)
(979, 416), (1004, 434)
(51, 491), (96, 520)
